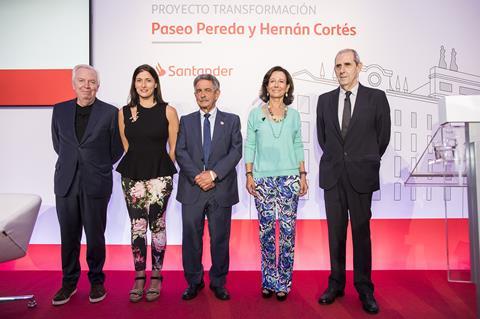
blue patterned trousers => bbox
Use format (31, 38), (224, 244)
(254, 175), (300, 293)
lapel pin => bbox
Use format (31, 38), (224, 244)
(220, 121), (224, 125)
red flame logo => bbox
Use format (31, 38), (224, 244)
(156, 63), (166, 77)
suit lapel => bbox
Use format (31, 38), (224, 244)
(193, 111), (203, 155)
(65, 100), (80, 144)
(347, 84), (366, 135)
(211, 109), (224, 151)
(329, 88), (342, 139)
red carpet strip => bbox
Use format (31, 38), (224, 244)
(0, 270), (476, 319)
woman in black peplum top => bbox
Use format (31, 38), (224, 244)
(116, 64), (179, 302)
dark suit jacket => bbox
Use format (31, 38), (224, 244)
(316, 84), (391, 193)
(175, 109), (242, 207)
(51, 98), (123, 197)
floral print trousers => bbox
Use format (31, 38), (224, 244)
(254, 175), (300, 293)
(121, 176), (173, 271)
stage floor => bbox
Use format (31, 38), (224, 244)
(0, 270), (476, 319)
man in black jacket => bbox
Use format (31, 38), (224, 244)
(51, 64), (123, 306)
(316, 49), (391, 314)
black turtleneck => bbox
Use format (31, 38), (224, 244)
(75, 102), (93, 142)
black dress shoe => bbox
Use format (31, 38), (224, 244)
(182, 281), (205, 300)
(360, 293), (379, 314)
(209, 285), (230, 300)
(276, 292), (288, 301)
(318, 288), (345, 305)
(261, 288), (274, 299)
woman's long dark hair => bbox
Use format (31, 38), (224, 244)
(128, 64), (166, 108)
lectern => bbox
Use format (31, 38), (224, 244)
(405, 95), (480, 315)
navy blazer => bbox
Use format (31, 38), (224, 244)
(316, 84), (391, 193)
(51, 98), (123, 197)
(175, 109), (242, 207)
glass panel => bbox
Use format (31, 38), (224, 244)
(405, 122), (467, 187)
(445, 187), (471, 283)
(406, 122), (474, 283)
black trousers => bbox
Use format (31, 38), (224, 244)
(55, 169), (109, 287)
(324, 169), (374, 295)
(181, 190), (232, 288)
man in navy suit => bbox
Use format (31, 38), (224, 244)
(51, 64), (123, 306)
(316, 49), (391, 314)
(176, 74), (242, 301)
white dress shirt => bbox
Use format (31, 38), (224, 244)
(337, 83), (359, 127)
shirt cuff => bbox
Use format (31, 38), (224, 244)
(209, 170), (217, 181)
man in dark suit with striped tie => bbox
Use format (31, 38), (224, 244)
(316, 49), (391, 314)
(176, 74), (242, 301)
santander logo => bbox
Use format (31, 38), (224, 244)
(155, 63), (233, 77)
(156, 63), (167, 76)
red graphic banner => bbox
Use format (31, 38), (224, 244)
(0, 69), (75, 106)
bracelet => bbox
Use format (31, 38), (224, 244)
(246, 171), (253, 176)
(299, 171), (307, 176)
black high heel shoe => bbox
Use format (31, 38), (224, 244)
(276, 291), (288, 301)
(261, 288), (274, 298)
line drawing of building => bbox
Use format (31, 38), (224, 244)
(287, 46), (480, 219)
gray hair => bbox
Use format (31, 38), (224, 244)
(72, 64), (100, 85)
(193, 74), (220, 90)
(336, 48), (361, 65)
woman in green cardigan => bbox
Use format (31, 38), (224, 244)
(244, 66), (308, 301)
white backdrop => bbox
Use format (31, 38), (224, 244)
(1, 0), (480, 244)
(0, 0), (89, 69)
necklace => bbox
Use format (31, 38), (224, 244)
(129, 106), (139, 123)
(129, 103), (156, 123)
(263, 103), (287, 139)
(267, 103), (288, 123)
(268, 119), (285, 139)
